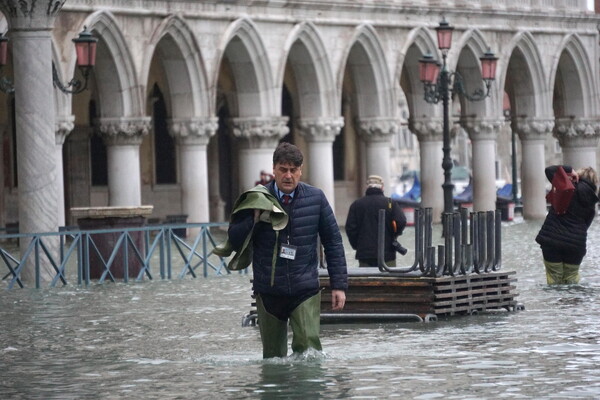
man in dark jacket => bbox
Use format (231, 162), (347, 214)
(536, 165), (599, 284)
(228, 142), (347, 358)
(345, 175), (407, 267)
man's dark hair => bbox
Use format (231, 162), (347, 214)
(273, 142), (303, 166)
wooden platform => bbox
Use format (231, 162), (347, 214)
(318, 268), (521, 323)
(241, 268), (521, 326)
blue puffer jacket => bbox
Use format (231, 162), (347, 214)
(228, 181), (348, 297)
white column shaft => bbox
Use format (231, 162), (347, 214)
(471, 139), (497, 212)
(420, 141), (443, 223)
(239, 148), (273, 191)
(307, 141), (335, 206)
(521, 139), (547, 219)
(14, 31), (57, 234)
(107, 145), (141, 206)
(562, 147), (597, 171)
(366, 141), (391, 197)
(55, 144), (65, 227)
(180, 145), (209, 224)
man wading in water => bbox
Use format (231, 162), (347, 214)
(226, 142), (348, 358)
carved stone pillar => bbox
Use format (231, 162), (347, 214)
(168, 117), (218, 233)
(463, 117), (504, 212)
(297, 117), (344, 208)
(356, 117), (399, 197)
(231, 116), (289, 192)
(412, 117), (444, 223)
(55, 115), (75, 227)
(554, 117), (600, 170)
(98, 117), (151, 207)
(0, 0), (66, 282)
(514, 117), (554, 220)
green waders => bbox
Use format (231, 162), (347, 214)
(256, 292), (322, 359)
(544, 259), (580, 285)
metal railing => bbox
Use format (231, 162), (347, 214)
(0, 222), (237, 290)
(378, 207), (502, 276)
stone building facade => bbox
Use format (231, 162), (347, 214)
(0, 0), (599, 235)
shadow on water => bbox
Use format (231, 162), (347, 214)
(4, 216), (600, 398)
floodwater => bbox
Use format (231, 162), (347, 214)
(3, 218), (600, 399)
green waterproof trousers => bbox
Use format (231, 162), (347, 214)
(256, 292), (322, 359)
(543, 259), (580, 285)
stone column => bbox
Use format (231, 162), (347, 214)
(168, 117), (218, 233)
(463, 117), (504, 212)
(98, 117), (151, 207)
(514, 117), (554, 220)
(554, 117), (600, 171)
(231, 117), (289, 193)
(297, 117), (344, 206)
(412, 117), (444, 223)
(55, 115), (74, 227)
(356, 117), (400, 197)
(0, 0), (65, 283)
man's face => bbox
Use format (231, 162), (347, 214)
(273, 162), (302, 194)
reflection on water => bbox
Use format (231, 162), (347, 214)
(3, 218), (600, 398)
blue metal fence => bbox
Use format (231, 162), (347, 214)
(0, 222), (238, 290)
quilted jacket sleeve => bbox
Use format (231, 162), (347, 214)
(318, 191), (348, 291)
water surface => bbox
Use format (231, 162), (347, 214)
(2, 218), (600, 399)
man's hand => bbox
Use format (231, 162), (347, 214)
(331, 289), (346, 311)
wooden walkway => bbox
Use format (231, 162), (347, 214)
(319, 268), (521, 323)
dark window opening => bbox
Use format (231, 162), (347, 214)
(152, 84), (176, 184)
(280, 85), (293, 144)
(333, 102), (345, 180)
(89, 100), (108, 186)
(218, 104), (233, 215)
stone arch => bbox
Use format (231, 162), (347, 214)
(398, 26), (442, 118)
(500, 31), (549, 118)
(143, 15), (211, 118)
(550, 34), (597, 118)
(453, 29), (499, 117)
(215, 18), (276, 117)
(82, 11), (142, 118)
(279, 21), (337, 118)
(340, 24), (395, 118)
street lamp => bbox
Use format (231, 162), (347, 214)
(419, 18), (498, 215)
(0, 32), (13, 94)
(0, 26), (98, 94)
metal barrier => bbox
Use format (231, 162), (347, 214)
(0, 222), (237, 290)
(378, 207), (502, 276)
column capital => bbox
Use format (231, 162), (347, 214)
(514, 117), (554, 141)
(410, 117), (443, 142)
(297, 117), (344, 142)
(356, 117), (399, 142)
(462, 117), (505, 141)
(0, 0), (65, 30)
(55, 115), (74, 145)
(230, 116), (289, 149)
(168, 117), (218, 146)
(554, 117), (600, 148)
(97, 117), (151, 146)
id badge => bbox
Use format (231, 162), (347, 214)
(280, 244), (297, 260)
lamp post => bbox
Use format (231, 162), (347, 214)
(419, 18), (498, 215)
(0, 26), (98, 94)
